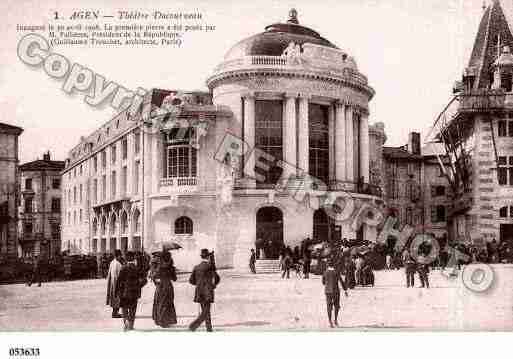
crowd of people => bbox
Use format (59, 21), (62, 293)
(105, 248), (220, 332)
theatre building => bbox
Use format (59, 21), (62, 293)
(61, 10), (384, 270)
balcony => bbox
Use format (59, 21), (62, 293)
(457, 91), (513, 113)
(210, 53), (369, 88)
(233, 177), (382, 197)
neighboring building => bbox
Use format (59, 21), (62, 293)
(0, 122), (23, 259)
(436, 0), (513, 246)
(62, 9), (383, 270)
(18, 152), (65, 258)
(383, 133), (451, 247)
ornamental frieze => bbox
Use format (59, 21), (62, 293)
(214, 77), (370, 111)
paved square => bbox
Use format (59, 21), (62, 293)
(1, 268), (512, 331)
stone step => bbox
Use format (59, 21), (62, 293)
(255, 260), (281, 274)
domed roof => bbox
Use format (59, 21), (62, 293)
(223, 9), (338, 60)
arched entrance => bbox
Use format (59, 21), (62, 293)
(256, 207), (283, 259)
(313, 208), (340, 243)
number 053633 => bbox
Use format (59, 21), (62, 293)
(9, 348), (40, 356)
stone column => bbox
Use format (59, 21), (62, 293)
(242, 92), (256, 183)
(335, 103), (346, 182)
(283, 93), (297, 177)
(359, 113), (370, 183)
(328, 104), (335, 184)
(297, 94), (310, 175)
(150, 131), (160, 194)
(345, 105), (354, 182)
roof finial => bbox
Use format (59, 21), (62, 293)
(287, 8), (299, 24)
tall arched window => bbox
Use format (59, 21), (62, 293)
(92, 218), (98, 236)
(255, 100), (283, 187)
(120, 211), (128, 235)
(109, 215), (117, 236)
(175, 216), (193, 235)
(101, 216), (106, 236)
(309, 104), (329, 185)
(132, 209), (141, 233)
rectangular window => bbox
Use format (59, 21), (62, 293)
(102, 175), (106, 200)
(93, 156), (98, 173)
(79, 184), (83, 203)
(111, 170), (117, 198)
(73, 187), (77, 204)
(25, 178), (32, 190)
(52, 178), (60, 189)
(24, 198), (33, 213)
(101, 151), (106, 169)
(499, 120), (507, 137)
(51, 198), (60, 212)
(51, 223), (60, 239)
(134, 130), (141, 154)
(499, 168), (508, 185)
(134, 161), (140, 194)
(508, 121), (513, 137)
(308, 103), (329, 185)
(254, 100), (283, 186)
(111, 144), (116, 164)
(79, 209), (82, 224)
(24, 222), (33, 234)
(93, 179), (98, 204)
(122, 137), (128, 159)
(122, 166), (127, 195)
(79, 165), (83, 176)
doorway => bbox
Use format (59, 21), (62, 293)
(256, 207), (283, 259)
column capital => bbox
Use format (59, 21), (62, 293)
(298, 93), (312, 100)
(284, 92), (298, 99)
(241, 91), (256, 99)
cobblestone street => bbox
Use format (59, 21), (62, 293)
(1, 267), (512, 331)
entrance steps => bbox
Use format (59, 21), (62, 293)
(255, 259), (281, 274)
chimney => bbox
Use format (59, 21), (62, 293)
(43, 151), (51, 161)
(408, 132), (421, 155)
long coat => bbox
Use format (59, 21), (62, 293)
(189, 260), (220, 303)
(116, 262), (143, 307)
(106, 258), (123, 308)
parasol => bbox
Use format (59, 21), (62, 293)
(150, 240), (183, 253)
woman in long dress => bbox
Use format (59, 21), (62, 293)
(151, 250), (178, 327)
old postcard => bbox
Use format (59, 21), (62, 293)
(0, 1), (512, 350)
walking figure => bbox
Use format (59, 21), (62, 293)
(249, 249), (256, 274)
(106, 250), (123, 318)
(403, 249), (416, 288)
(189, 249), (220, 332)
(417, 253), (430, 288)
(322, 260), (348, 328)
(116, 251), (145, 331)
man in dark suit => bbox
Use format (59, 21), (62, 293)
(322, 259), (348, 328)
(189, 249), (220, 332)
(116, 251), (145, 331)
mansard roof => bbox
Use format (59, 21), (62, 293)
(467, 0), (513, 89)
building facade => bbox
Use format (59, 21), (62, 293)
(0, 122), (23, 259)
(383, 133), (451, 246)
(438, 0), (513, 246)
(61, 10), (384, 270)
(18, 152), (65, 258)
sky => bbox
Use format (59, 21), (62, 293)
(1, 0), (512, 163)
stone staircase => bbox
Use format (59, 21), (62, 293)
(255, 259), (281, 274)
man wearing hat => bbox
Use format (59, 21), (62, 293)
(188, 249), (220, 332)
(322, 259), (348, 328)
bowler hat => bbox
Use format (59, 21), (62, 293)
(200, 248), (210, 259)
